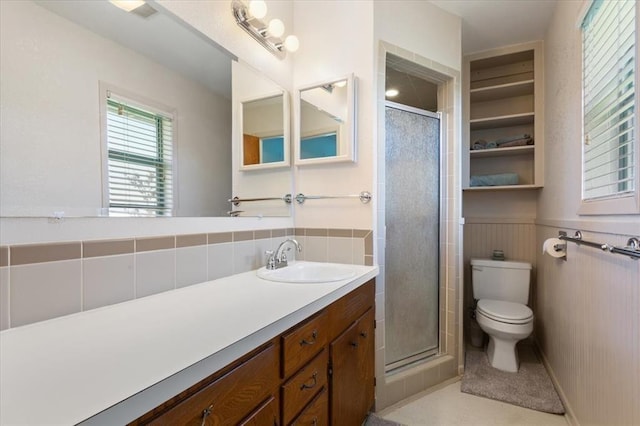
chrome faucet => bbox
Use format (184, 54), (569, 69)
(266, 238), (302, 270)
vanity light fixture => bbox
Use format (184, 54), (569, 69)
(232, 0), (299, 59)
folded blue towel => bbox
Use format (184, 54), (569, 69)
(470, 173), (519, 187)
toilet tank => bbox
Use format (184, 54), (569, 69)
(471, 258), (532, 304)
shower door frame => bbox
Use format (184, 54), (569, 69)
(383, 100), (446, 373)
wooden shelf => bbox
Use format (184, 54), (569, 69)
(470, 145), (534, 158)
(463, 184), (543, 191)
(470, 112), (534, 130)
(470, 80), (534, 103)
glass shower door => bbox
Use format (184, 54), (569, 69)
(384, 103), (440, 371)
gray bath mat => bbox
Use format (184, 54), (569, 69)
(365, 413), (406, 426)
(461, 345), (565, 414)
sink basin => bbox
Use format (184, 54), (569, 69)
(256, 261), (357, 283)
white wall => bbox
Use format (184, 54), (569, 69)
(292, 0), (375, 229)
(0, 0), (231, 218)
(536, 1), (640, 424)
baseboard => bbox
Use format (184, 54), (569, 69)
(533, 341), (579, 426)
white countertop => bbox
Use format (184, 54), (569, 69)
(0, 263), (378, 425)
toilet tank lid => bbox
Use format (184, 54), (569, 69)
(471, 258), (532, 270)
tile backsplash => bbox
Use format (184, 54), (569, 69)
(0, 228), (373, 330)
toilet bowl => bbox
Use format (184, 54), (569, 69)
(475, 299), (533, 372)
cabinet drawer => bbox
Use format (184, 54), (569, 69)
(290, 386), (328, 426)
(282, 310), (327, 378)
(239, 395), (279, 426)
(328, 279), (374, 340)
(146, 343), (279, 425)
(281, 349), (328, 425)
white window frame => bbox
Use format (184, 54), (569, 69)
(99, 82), (178, 217)
(579, 0), (639, 215)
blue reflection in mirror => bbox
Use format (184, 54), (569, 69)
(261, 136), (285, 163)
(300, 132), (337, 159)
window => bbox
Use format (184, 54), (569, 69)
(581, 0), (638, 214)
(104, 91), (174, 216)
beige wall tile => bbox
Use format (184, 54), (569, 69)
(0, 267), (8, 330)
(136, 236), (175, 252)
(254, 230), (271, 240)
(306, 228), (328, 237)
(208, 232), (232, 244)
(328, 229), (352, 237)
(136, 250), (175, 298)
(83, 255), (134, 310)
(0, 246), (8, 267)
(83, 239), (134, 258)
(233, 231), (254, 242)
(207, 243), (234, 281)
(327, 237), (353, 264)
(233, 240), (256, 273)
(10, 260), (81, 327)
(11, 242), (81, 265)
(176, 234), (207, 248)
(303, 236), (328, 262)
(176, 246), (207, 288)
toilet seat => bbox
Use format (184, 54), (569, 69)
(477, 299), (533, 324)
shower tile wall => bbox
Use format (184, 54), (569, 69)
(0, 228), (372, 330)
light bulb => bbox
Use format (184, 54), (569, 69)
(267, 19), (285, 38)
(284, 35), (299, 52)
(385, 89), (399, 97)
(334, 80), (347, 88)
(109, 0), (146, 12)
(248, 0), (267, 19)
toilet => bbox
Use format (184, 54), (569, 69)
(471, 258), (534, 372)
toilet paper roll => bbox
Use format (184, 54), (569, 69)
(542, 237), (566, 258)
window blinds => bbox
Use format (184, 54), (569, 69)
(106, 97), (174, 216)
(582, 0), (635, 201)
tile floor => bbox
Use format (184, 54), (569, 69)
(378, 381), (568, 426)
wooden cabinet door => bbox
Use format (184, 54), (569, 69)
(329, 307), (375, 425)
(239, 395), (279, 426)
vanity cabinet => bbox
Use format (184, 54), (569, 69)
(129, 279), (375, 426)
(463, 41), (544, 190)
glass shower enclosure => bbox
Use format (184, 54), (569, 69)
(384, 103), (441, 371)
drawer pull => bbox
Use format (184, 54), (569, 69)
(200, 404), (213, 426)
(300, 329), (318, 346)
(360, 331), (368, 338)
(350, 341), (358, 348)
(300, 372), (318, 390)
(312, 417), (318, 426)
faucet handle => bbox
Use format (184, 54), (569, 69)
(265, 250), (276, 269)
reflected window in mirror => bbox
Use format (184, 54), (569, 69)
(102, 87), (175, 217)
(296, 75), (356, 165)
(240, 93), (289, 170)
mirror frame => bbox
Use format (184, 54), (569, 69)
(295, 74), (357, 165)
(239, 90), (291, 171)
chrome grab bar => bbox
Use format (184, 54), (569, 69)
(559, 231), (640, 260)
(295, 191), (372, 205)
(229, 194), (292, 206)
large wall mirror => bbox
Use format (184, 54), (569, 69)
(0, 0), (292, 217)
(296, 74), (357, 165)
